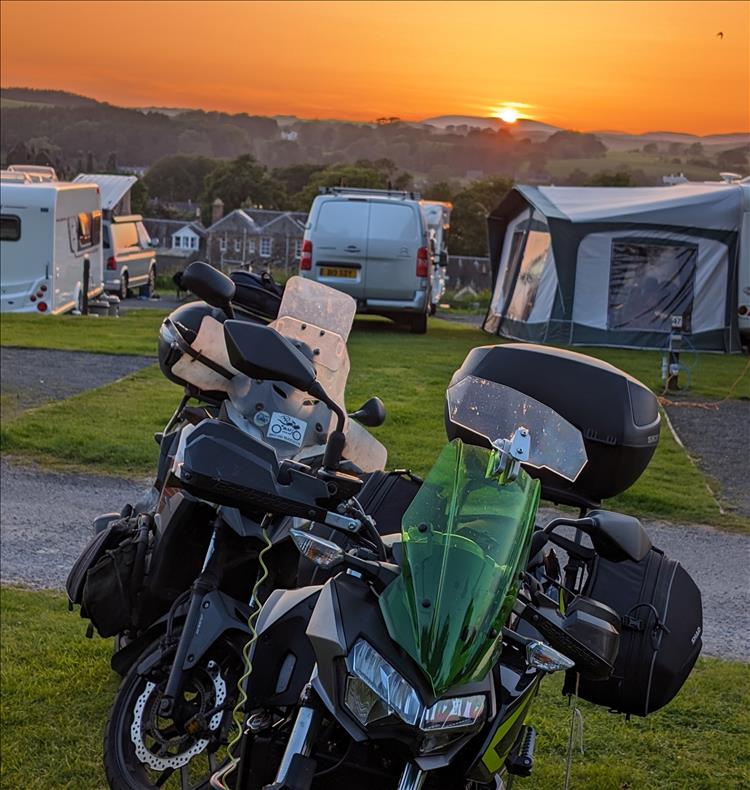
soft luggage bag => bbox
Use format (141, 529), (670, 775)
(229, 269), (284, 322)
(66, 516), (135, 606)
(67, 514), (154, 638)
(564, 547), (702, 716)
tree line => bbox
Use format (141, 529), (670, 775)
(140, 153), (513, 256)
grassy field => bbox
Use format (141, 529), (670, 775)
(0, 310), (165, 356)
(542, 150), (722, 182)
(1, 313), (748, 527)
(1, 587), (748, 789)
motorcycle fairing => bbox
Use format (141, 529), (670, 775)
(379, 439), (539, 696)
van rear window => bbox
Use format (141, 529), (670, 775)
(368, 203), (418, 241)
(111, 222), (140, 250)
(316, 201), (369, 239)
(0, 214), (21, 241)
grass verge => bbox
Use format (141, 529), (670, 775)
(1, 317), (746, 527)
(0, 309), (166, 356)
(1, 587), (748, 789)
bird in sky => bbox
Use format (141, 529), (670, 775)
(717, 31), (724, 39)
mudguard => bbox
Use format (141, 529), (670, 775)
(111, 589), (252, 677)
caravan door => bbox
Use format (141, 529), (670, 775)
(55, 184), (103, 313)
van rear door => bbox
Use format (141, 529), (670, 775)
(311, 198), (368, 298)
(364, 202), (422, 300)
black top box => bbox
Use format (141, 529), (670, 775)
(446, 343), (660, 509)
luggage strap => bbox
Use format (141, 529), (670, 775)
(623, 602), (671, 635)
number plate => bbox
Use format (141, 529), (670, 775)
(319, 266), (357, 279)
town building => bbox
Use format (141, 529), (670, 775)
(205, 203), (307, 273)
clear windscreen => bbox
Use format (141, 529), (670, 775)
(274, 275), (357, 340)
(446, 376), (587, 482)
(227, 276), (386, 470)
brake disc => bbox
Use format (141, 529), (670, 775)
(130, 660), (227, 771)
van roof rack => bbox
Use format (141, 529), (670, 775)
(319, 186), (422, 200)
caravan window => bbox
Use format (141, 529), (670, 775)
(76, 210), (102, 250)
(608, 241), (697, 331)
(0, 215), (21, 241)
(506, 227), (553, 322)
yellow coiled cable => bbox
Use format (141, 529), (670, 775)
(211, 526), (273, 789)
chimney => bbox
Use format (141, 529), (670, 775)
(212, 197), (224, 224)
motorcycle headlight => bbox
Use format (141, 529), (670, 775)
(420, 694), (486, 731)
(346, 640), (421, 726)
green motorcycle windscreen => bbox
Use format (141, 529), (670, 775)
(379, 439), (540, 696)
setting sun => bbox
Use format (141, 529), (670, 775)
(497, 107), (520, 124)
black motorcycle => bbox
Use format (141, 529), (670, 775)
(214, 345), (703, 790)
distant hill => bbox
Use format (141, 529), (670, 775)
(423, 115), (561, 142)
(0, 87), (101, 107)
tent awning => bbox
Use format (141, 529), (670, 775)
(73, 173), (137, 211)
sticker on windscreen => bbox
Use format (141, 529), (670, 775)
(267, 412), (307, 447)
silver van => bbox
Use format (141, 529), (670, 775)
(103, 214), (157, 300)
(300, 188), (431, 333)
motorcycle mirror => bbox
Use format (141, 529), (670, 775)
(181, 261), (236, 316)
(348, 397), (386, 428)
(588, 510), (652, 562)
(223, 321), (317, 392)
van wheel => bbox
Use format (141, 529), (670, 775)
(119, 273), (129, 301)
(410, 313), (428, 334)
(140, 267), (156, 299)
(429, 302), (437, 316)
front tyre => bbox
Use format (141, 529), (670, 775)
(103, 630), (242, 790)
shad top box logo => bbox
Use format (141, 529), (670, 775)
(267, 412), (307, 448)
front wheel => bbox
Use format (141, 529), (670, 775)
(103, 630), (243, 790)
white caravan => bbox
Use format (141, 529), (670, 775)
(0, 178), (104, 314)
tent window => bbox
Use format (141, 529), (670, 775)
(506, 229), (553, 322)
(608, 241), (697, 332)
(500, 230), (525, 305)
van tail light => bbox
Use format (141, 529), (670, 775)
(300, 240), (313, 271)
(106, 256), (117, 270)
(416, 247), (429, 278)
(37, 301), (48, 312)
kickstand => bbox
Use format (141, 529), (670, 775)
(563, 673), (585, 790)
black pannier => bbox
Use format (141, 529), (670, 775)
(564, 547), (702, 716)
(229, 269), (284, 323)
(66, 515), (153, 638)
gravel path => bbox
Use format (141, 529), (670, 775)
(664, 399), (750, 517)
(0, 347), (154, 417)
(0, 458), (150, 589)
(0, 457), (746, 661)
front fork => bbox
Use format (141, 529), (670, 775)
(159, 524), (221, 717)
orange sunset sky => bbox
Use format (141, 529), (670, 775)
(1, 0), (748, 135)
